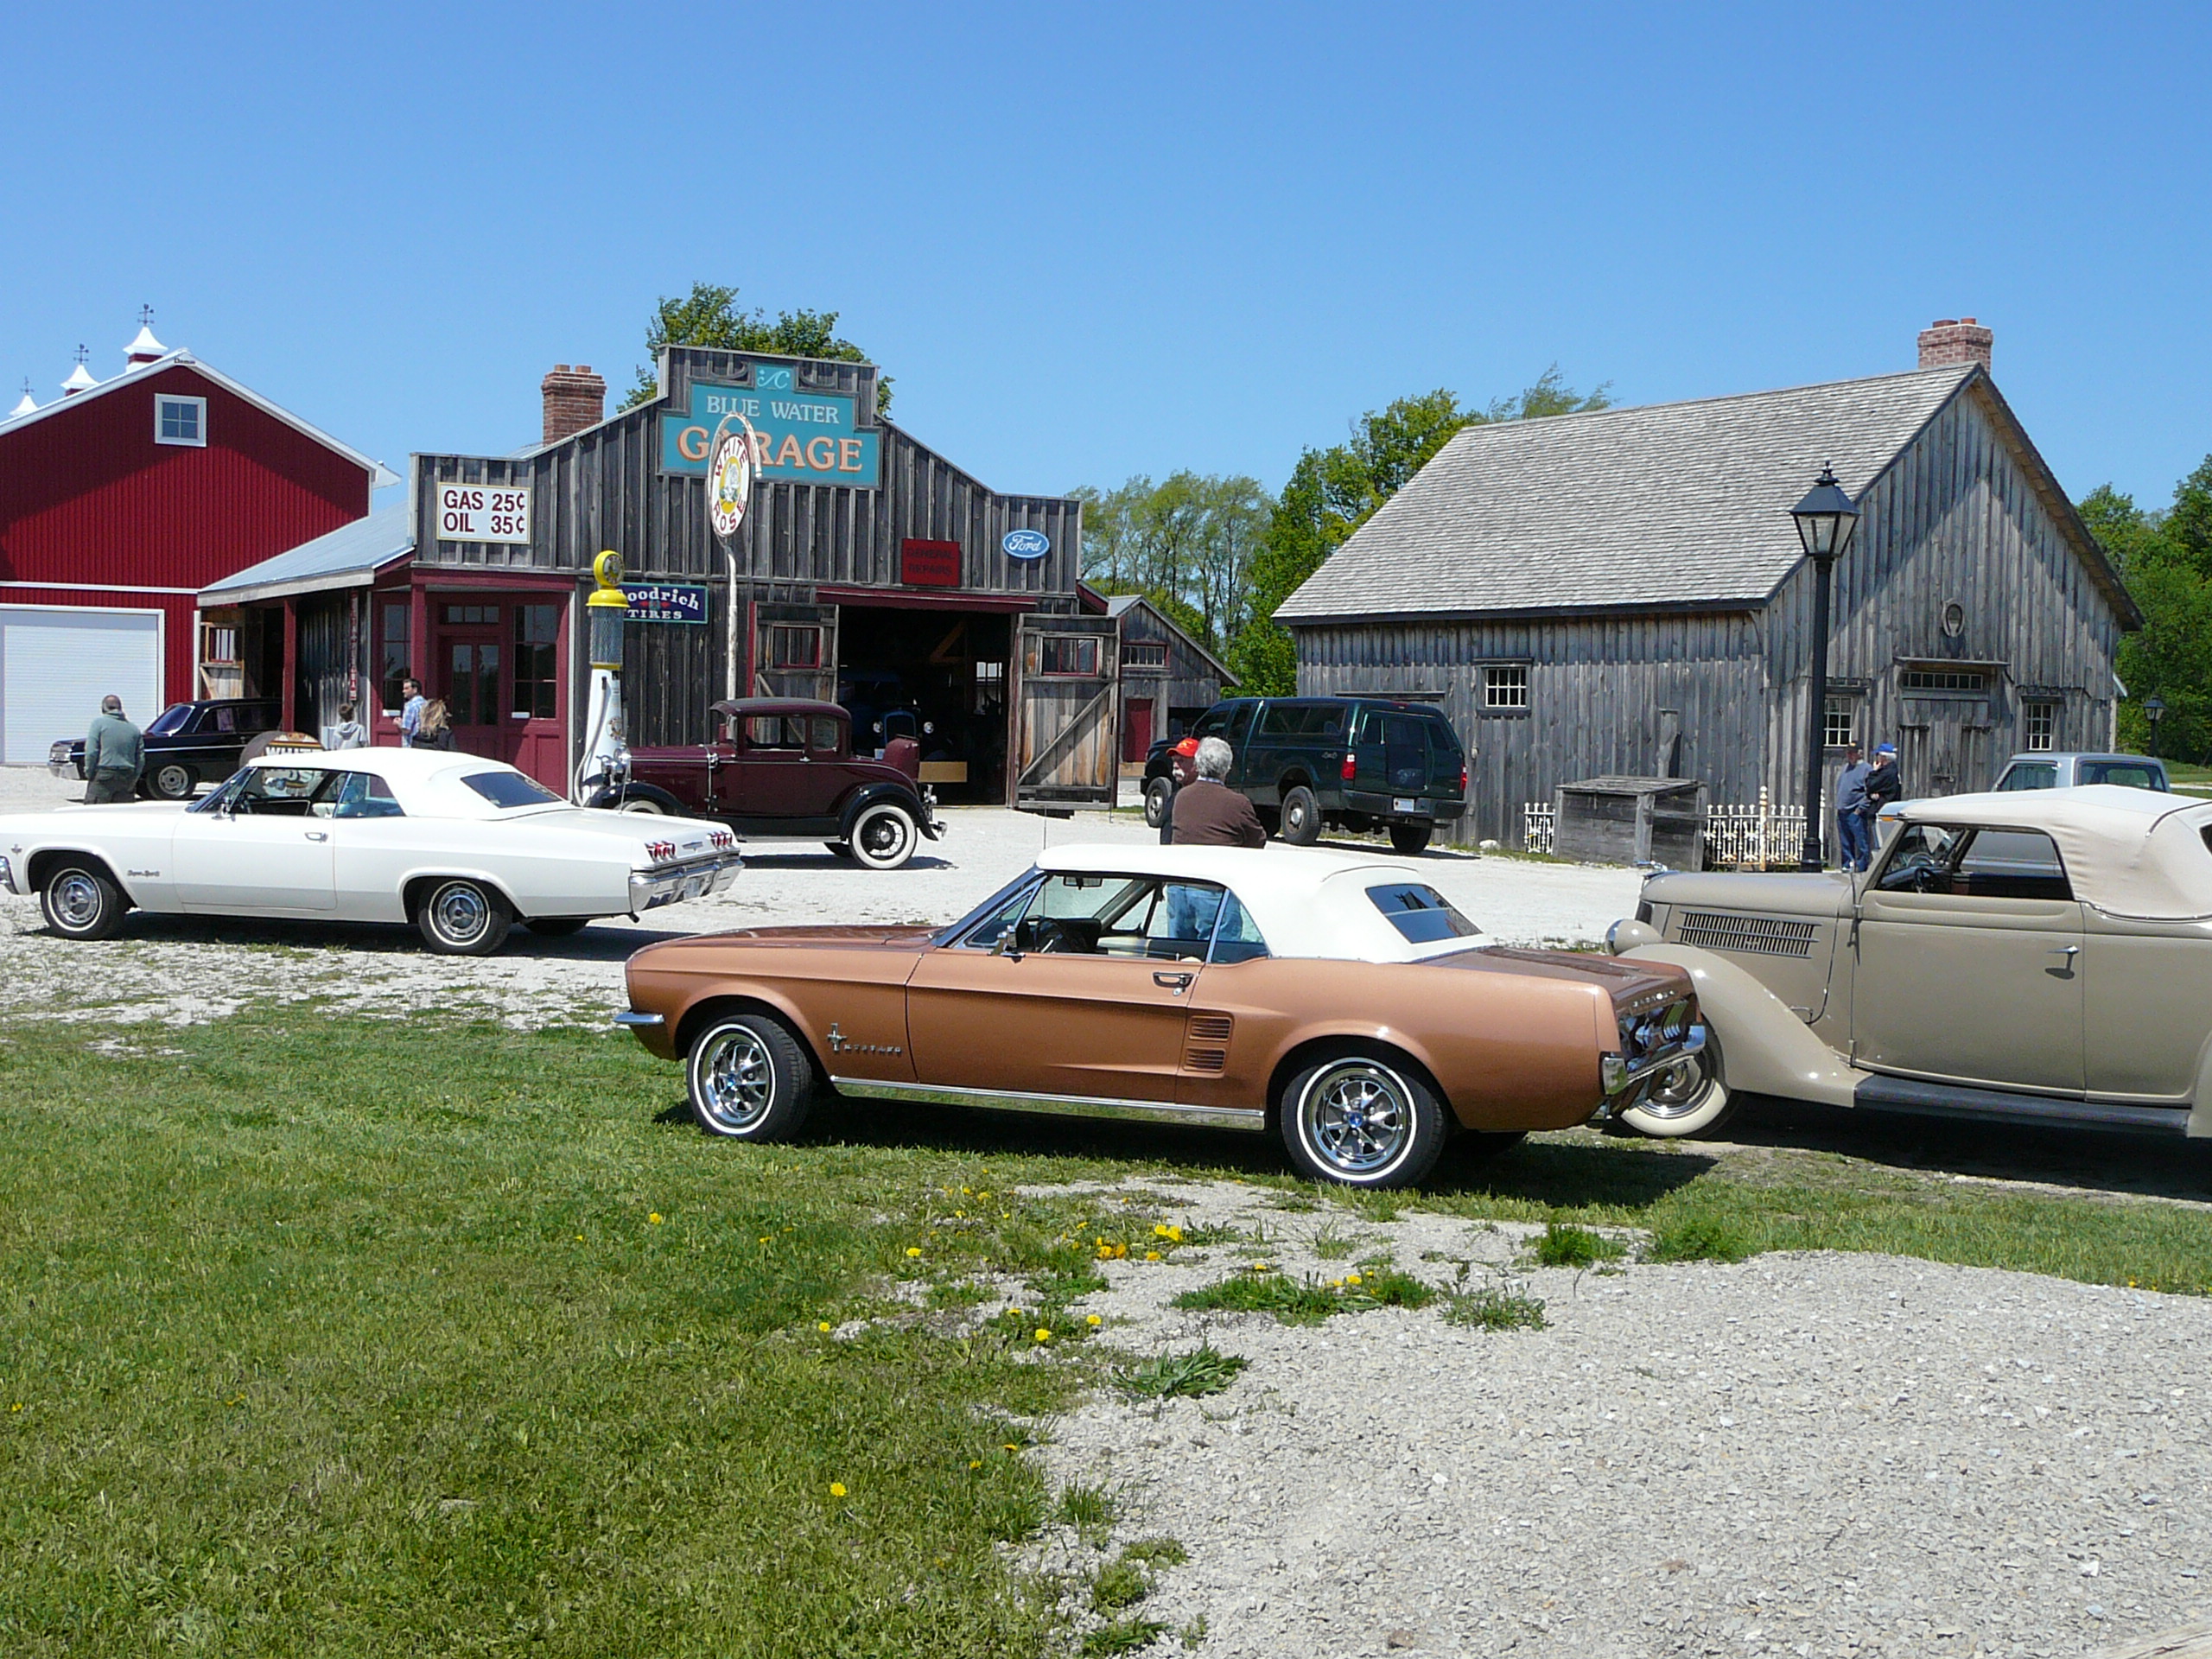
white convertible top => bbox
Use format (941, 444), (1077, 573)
(1898, 785), (2212, 920)
(1033, 842), (1475, 963)
(235, 747), (574, 821)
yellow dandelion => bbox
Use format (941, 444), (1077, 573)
(648, 1212), (664, 1224)
(1086, 1314), (1103, 1327)
(962, 1187), (972, 1196)
(575, 1234), (584, 1242)
(1004, 1442), (1020, 1452)
(1145, 1249), (1161, 1261)
(1252, 1261), (1271, 1273)
(1345, 1271), (1363, 1287)
(830, 1482), (847, 1498)
(969, 1459), (982, 1470)
(817, 1321), (833, 1333)
(1034, 1327), (1052, 1343)
(906, 1246), (923, 1258)
(1166, 1225), (1183, 1243)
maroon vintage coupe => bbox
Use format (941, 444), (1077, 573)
(588, 698), (943, 869)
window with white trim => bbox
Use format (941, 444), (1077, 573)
(1823, 695), (1859, 749)
(2024, 699), (2058, 752)
(1482, 665), (1529, 709)
(156, 395), (207, 447)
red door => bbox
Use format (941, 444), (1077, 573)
(1123, 698), (1154, 764)
(508, 601), (569, 792)
(438, 604), (504, 760)
(429, 596), (569, 794)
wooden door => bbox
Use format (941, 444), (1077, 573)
(753, 604), (838, 702)
(1014, 616), (1120, 810)
(1122, 697), (1153, 764)
(436, 602), (505, 762)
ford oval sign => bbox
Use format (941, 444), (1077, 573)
(1002, 528), (1051, 561)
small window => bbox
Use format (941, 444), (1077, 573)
(144, 704), (194, 736)
(200, 624), (239, 665)
(380, 601), (412, 713)
(767, 626), (822, 670)
(1120, 640), (1168, 671)
(1955, 828), (2071, 899)
(512, 603), (559, 719)
(1257, 702), (1301, 739)
(1997, 762), (2057, 791)
(1038, 635), (1101, 677)
(155, 395), (207, 447)
(442, 604), (496, 626)
(809, 716), (841, 752)
(1900, 669), (1989, 693)
(1823, 696), (1859, 750)
(1368, 883), (1483, 944)
(1483, 666), (1529, 709)
(460, 770), (563, 808)
(2024, 700), (2057, 752)
(331, 772), (404, 819)
(746, 715), (804, 749)
(1208, 891), (1270, 964)
(1193, 705), (1233, 739)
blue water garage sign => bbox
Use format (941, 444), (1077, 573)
(660, 379), (881, 486)
(1002, 528), (1051, 561)
(623, 582), (709, 625)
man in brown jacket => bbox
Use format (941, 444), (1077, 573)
(1171, 736), (1267, 848)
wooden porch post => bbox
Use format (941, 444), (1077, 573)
(281, 599), (299, 732)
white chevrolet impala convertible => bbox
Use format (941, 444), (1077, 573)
(0, 749), (741, 955)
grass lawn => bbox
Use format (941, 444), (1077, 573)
(3, 1010), (2210, 1654)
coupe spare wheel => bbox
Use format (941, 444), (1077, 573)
(1615, 1028), (1735, 1139)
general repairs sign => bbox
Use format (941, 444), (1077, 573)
(659, 377), (881, 487)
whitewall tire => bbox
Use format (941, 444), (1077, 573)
(1280, 1050), (1450, 1189)
(1615, 1028), (1736, 1139)
(847, 802), (919, 870)
(687, 1014), (816, 1141)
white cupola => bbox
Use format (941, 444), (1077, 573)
(8, 380), (35, 419)
(60, 357), (98, 396)
(124, 308), (166, 368)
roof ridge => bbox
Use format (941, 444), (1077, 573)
(1437, 365), (1975, 442)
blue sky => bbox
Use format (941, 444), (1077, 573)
(6, 3), (2208, 511)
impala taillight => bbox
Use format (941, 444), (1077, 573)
(1341, 753), (1357, 782)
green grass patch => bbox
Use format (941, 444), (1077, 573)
(1529, 1219), (1627, 1268)
(1443, 1285), (1549, 1331)
(1084, 1618), (1172, 1656)
(1170, 1263), (1435, 1325)
(1116, 1344), (1249, 1401)
(0, 1011), (1230, 1656)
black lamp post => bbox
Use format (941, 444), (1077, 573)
(2145, 695), (2166, 759)
(1789, 465), (1860, 871)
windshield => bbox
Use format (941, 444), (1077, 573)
(461, 771), (564, 808)
(145, 703), (194, 737)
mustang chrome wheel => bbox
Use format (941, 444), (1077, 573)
(685, 1014), (817, 1141)
(416, 877), (511, 956)
(1281, 1052), (1448, 1188)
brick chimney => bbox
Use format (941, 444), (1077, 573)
(540, 363), (606, 446)
(1917, 317), (1993, 372)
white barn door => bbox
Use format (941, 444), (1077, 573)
(0, 607), (163, 764)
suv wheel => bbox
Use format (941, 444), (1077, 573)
(1389, 823), (1432, 855)
(1279, 785), (1322, 845)
(1144, 775), (1174, 830)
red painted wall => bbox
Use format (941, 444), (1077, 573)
(0, 363), (372, 702)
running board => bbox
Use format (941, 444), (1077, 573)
(1852, 1074), (2191, 1136)
(831, 1077), (1267, 1134)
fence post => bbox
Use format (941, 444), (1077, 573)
(1756, 785), (1770, 869)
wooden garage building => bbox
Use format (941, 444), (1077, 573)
(1273, 322), (2141, 848)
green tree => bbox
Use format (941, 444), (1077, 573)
(2087, 459), (2212, 760)
(1072, 471), (1273, 649)
(623, 282), (891, 412)
(1227, 368), (1612, 693)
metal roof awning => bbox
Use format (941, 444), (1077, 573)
(199, 505), (415, 607)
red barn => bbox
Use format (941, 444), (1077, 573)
(0, 325), (389, 762)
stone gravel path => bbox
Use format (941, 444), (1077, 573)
(1024, 1179), (2212, 1659)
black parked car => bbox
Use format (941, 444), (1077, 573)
(48, 698), (281, 800)
(1142, 696), (1467, 853)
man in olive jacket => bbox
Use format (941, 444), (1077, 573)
(83, 695), (145, 804)
(1170, 736), (1267, 849)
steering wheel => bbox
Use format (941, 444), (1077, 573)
(1027, 918), (1080, 954)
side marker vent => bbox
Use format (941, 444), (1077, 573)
(1184, 1014), (1234, 1074)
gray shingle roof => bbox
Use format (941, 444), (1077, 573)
(199, 505), (414, 604)
(1274, 366), (1975, 621)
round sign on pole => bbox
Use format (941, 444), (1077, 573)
(708, 416), (757, 542)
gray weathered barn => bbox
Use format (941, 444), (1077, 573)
(1273, 323), (2141, 849)
(1095, 592), (1237, 762)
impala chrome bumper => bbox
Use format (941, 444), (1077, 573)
(627, 852), (743, 912)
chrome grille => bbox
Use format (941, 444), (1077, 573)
(1677, 912), (1819, 958)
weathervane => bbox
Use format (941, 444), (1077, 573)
(139, 304), (155, 329)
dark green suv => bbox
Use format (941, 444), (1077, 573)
(1146, 696), (1468, 852)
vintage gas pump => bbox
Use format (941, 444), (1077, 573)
(575, 549), (630, 802)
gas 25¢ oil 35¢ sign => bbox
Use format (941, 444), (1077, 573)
(437, 484), (532, 543)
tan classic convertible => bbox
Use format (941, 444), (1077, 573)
(1606, 786), (2212, 1141)
(617, 843), (1704, 1187)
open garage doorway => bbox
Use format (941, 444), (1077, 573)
(835, 605), (1011, 804)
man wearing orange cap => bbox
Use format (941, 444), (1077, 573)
(1159, 734), (1200, 845)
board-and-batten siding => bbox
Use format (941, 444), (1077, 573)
(1294, 379), (2128, 849)
(1763, 384), (2122, 804)
(1298, 612), (1767, 846)
(409, 347), (1084, 748)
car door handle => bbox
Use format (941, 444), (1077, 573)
(2047, 945), (2080, 957)
(1154, 972), (1194, 991)
(305, 830), (329, 842)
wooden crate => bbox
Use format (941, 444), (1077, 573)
(1553, 776), (1707, 869)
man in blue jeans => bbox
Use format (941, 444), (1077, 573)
(1834, 742), (1873, 872)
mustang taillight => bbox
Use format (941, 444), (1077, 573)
(1340, 754), (1357, 782)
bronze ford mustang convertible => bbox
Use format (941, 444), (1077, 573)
(617, 844), (1704, 1187)
(1606, 785), (2212, 1141)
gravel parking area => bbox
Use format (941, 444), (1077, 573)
(0, 765), (1640, 1028)
(1027, 1178), (2212, 1659)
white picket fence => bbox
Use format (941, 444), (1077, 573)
(1522, 787), (1807, 868)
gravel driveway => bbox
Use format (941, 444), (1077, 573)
(0, 765), (1640, 1027)
(1029, 1179), (2212, 1659)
